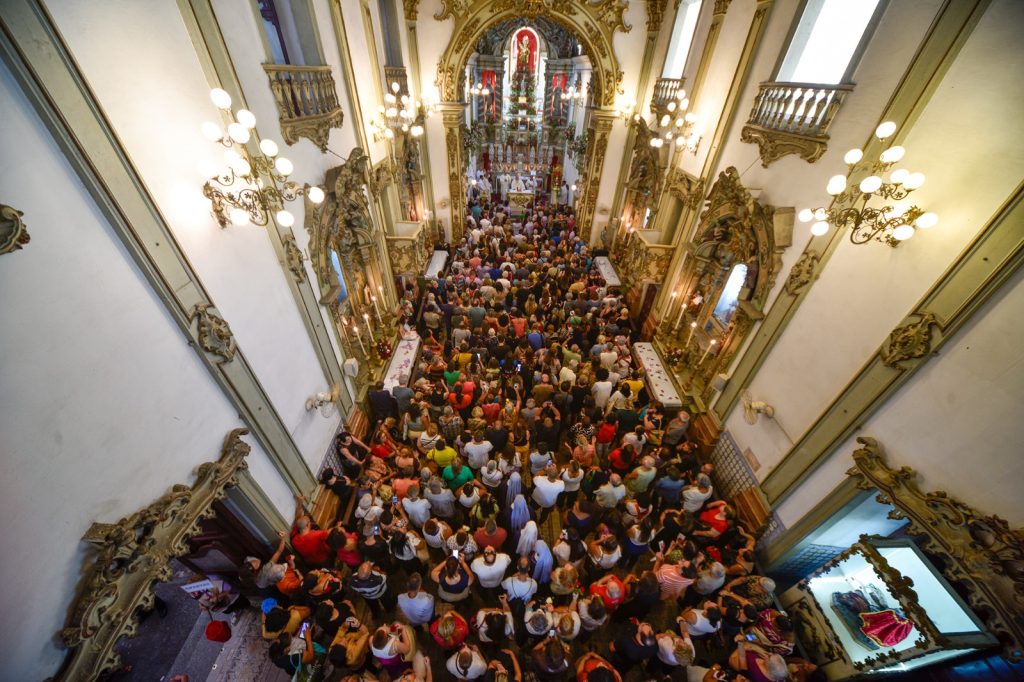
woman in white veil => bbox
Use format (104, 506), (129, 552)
(516, 519), (539, 557)
(505, 470), (523, 508)
(532, 538), (554, 584)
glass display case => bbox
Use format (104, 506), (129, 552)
(780, 535), (996, 679)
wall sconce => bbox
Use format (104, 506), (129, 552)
(799, 121), (937, 246)
(370, 81), (433, 142)
(305, 385), (340, 417)
(199, 88), (324, 228)
(645, 88), (703, 154)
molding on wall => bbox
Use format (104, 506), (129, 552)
(177, 0), (349, 411)
(714, 0), (993, 422)
(229, 468), (290, 540)
(762, 180), (1024, 505)
(0, 0), (316, 494)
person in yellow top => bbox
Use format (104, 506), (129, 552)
(623, 370), (645, 401)
(427, 438), (458, 469)
(262, 603), (312, 640)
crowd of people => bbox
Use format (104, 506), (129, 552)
(244, 197), (820, 682)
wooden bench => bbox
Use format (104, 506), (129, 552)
(310, 406), (370, 529)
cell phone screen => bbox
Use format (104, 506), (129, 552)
(299, 621), (310, 636)
(452, 549), (459, 558)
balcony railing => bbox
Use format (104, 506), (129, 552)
(651, 77), (686, 114)
(263, 64), (344, 152)
(741, 81), (854, 166)
(384, 66), (409, 98)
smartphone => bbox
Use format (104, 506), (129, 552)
(452, 549), (460, 558)
(548, 629), (556, 637)
(373, 525), (380, 535)
(745, 633), (757, 642)
(392, 495), (398, 505)
(299, 621), (310, 636)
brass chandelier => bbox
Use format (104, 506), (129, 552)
(200, 88), (324, 229)
(369, 81), (432, 142)
(799, 121), (938, 246)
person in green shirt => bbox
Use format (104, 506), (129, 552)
(442, 458), (475, 491)
(428, 439), (458, 469)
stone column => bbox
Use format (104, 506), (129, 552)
(439, 103), (467, 242)
(575, 109), (615, 244)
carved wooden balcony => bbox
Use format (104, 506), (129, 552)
(650, 77), (686, 115)
(263, 64), (344, 153)
(741, 81), (854, 167)
(384, 66), (409, 98)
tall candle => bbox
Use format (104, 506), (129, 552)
(352, 323), (366, 355)
(700, 339), (718, 365)
(377, 284), (385, 306)
(371, 295), (382, 322)
(675, 303), (688, 331)
(363, 313), (376, 343)
(667, 292), (678, 325)
(686, 321), (698, 348)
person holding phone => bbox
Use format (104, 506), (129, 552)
(430, 554), (474, 602)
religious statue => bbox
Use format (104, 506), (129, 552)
(517, 34), (531, 70)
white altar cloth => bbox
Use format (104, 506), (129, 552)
(594, 256), (621, 287)
(633, 342), (683, 408)
(425, 250), (448, 279)
(383, 333), (421, 391)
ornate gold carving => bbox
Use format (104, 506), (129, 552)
(434, 1), (624, 107)
(368, 158), (396, 199)
(189, 303), (237, 363)
(1, 203), (30, 255)
(54, 429), (252, 681)
(263, 65), (344, 153)
(645, 0), (667, 33)
(444, 117), (467, 241)
(626, 117), (662, 200)
(741, 124), (828, 167)
(880, 312), (942, 370)
(386, 224), (432, 276)
(665, 168), (704, 209)
(713, 0), (732, 15)
(784, 250), (819, 296)
(280, 109), (344, 153)
(283, 233), (307, 284)
(403, 0), (420, 21)
(789, 596), (847, 666)
(847, 437), (1024, 663)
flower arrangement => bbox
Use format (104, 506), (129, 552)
(376, 339), (393, 360)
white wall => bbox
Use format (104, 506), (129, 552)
(45, 0), (342, 470)
(724, 0), (1024, 475)
(0, 62), (294, 681)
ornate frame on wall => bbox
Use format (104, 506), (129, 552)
(50, 429), (252, 682)
(847, 436), (1024, 663)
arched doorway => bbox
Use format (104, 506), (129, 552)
(432, 0), (628, 242)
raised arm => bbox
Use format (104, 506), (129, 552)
(269, 530), (288, 563)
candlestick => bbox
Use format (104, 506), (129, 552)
(339, 316), (349, 341)
(667, 292), (677, 325)
(675, 303), (688, 331)
(686, 321), (697, 348)
(700, 339), (718, 365)
(363, 313), (376, 343)
(371, 295), (382, 323)
(352, 323), (366, 355)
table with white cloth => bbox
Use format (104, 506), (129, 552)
(632, 342), (684, 409)
(382, 333), (421, 391)
(424, 250), (448, 279)
(593, 256), (622, 288)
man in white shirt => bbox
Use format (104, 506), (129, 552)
(531, 466), (565, 524)
(501, 557), (538, 603)
(402, 485), (432, 527)
(594, 474), (626, 509)
(591, 372), (614, 410)
(397, 572), (435, 628)
(558, 359), (577, 386)
(599, 343), (618, 371)
(682, 474), (714, 513)
(471, 546), (512, 595)
(447, 644), (488, 680)
(463, 433), (494, 470)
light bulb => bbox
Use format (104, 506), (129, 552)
(391, 81), (400, 93)
(879, 145), (905, 164)
(680, 98), (689, 110)
(890, 168), (909, 185)
(684, 112), (697, 123)
(275, 157), (294, 176)
(570, 184), (577, 191)
(826, 175), (847, 195)
(384, 128), (395, 139)
(675, 117), (684, 127)
(400, 94), (409, 104)
(660, 114), (671, 127)
(201, 121), (223, 142)
(235, 109), (257, 129)
(676, 89), (687, 100)
(892, 224), (915, 241)
(227, 122), (250, 144)
(210, 88), (232, 109)
(276, 209), (295, 227)
(814, 208), (828, 221)
(308, 186), (325, 204)
(798, 208), (814, 223)
(843, 148), (863, 165)
(667, 101), (677, 112)
(229, 207), (249, 226)
(884, 204), (909, 220)
(411, 125), (424, 137)
(386, 107), (398, 118)
(904, 172), (925, 190)
(259, 139), (279, 157)
(859, 176), (883, 194)
(875, 121), (897, 139)
(915, 212), (938, 229)
(811, 221), (830, 236)
(233, 159), (252, 176)
(665, 131), (675, 140)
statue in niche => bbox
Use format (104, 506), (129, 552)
(334, 148), (371, 236)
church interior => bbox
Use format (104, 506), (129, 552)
(2, 0), (1024, 680)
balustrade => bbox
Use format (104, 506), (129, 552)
(741, 81), (854, 166)
(262, 64), (343, 152)
(650, 77), (686, 114)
